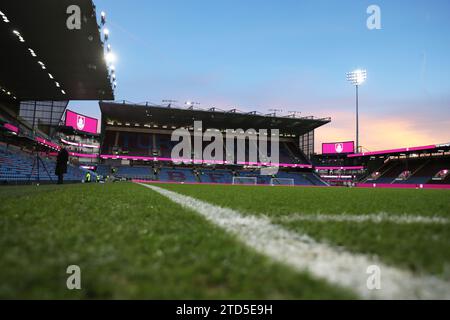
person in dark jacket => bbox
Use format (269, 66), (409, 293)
(55, 148), (69, 184)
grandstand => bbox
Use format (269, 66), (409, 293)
(0, 144), (96, 184)
(351, 144), (450, 188)
(98, 101), (329, 186)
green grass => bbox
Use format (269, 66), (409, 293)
(0, 183), (354, 299)
(161, 184), (450, 279)
(161, 184), (450, 217)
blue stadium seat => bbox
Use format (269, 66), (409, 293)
(116, 166), (154, 180)
(158, 168), (197, 183)
(0, 147), (96, 183)
(198, 169), (233, 184)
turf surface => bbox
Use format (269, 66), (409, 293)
(0, 183), (354, 299)
(160, 184), (450, 280)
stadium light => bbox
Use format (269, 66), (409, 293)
(13, 30), (25, 42)
(105, 52), (116, 65)
(38, 61), (46, 70)
(346, 69), (367, 86)
(101, 11), (106, 25)
(0, 10), (10, 23)
(103, 28), (109, 41)
(346, 69), (367, 153)
(28, 48), (37, 57)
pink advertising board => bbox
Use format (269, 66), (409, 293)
(322, 141), (355, 155)
(4, 123), (19, 134)
(65, 110), (98, 134)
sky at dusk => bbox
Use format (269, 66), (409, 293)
(69, 0), (450, 152)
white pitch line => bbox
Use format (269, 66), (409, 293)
(276, 213), (450, 225)
(137, 183), (450, 300)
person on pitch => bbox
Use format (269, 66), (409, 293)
(55, 147), (69, 185)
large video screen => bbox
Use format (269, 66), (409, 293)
(65, 110), (98, 134)
(322, 141), (355, 155)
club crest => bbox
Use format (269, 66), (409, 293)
(76, 115), (86, 131)
(335, 143), (344, 153)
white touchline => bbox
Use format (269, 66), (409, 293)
(137, 183), (450, 300)
(276, 213), (450, 225)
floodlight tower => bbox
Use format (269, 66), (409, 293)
(346, 69), (367, 153)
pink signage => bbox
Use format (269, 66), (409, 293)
(35, 137), (61, 150)
(4, 123), (19, 134)
(65, 110), (98, 134)
(49, 152), (98, 159)
(322, 141), (355, 155)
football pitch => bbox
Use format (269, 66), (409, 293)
(0, 182), (449, 299)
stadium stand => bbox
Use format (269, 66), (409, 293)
(237, 170), (272, 185)
(0, 145), (96, 184)
(96, 162), (327, 186)
(364, 157), (449, 185)
(158, 168), (198, 183)
(96, 164), (112, 177)
(407, 158), (450, 185)
(97, 102), (331, 186)
(198, 169), (234, 184)
(354, 141), (450, 188)
(304, 172), (329, 186)
(102, 131), (308, 165)
(116, 166), (154, 180)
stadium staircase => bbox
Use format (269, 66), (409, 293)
(285, 142), (310, 164)
(280, 142), (298, 163)
(395, 160), (431, 184)
(365, 160), (399, 184)
(392, 160), (428, 184)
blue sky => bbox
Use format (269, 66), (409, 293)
(70, 0), (450, 151)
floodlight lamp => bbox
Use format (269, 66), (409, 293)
(101, 12), (106, 25)
(105, 52), (116, 64)
(103, 28), (110, 41)
(347, 69), (367, 86)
